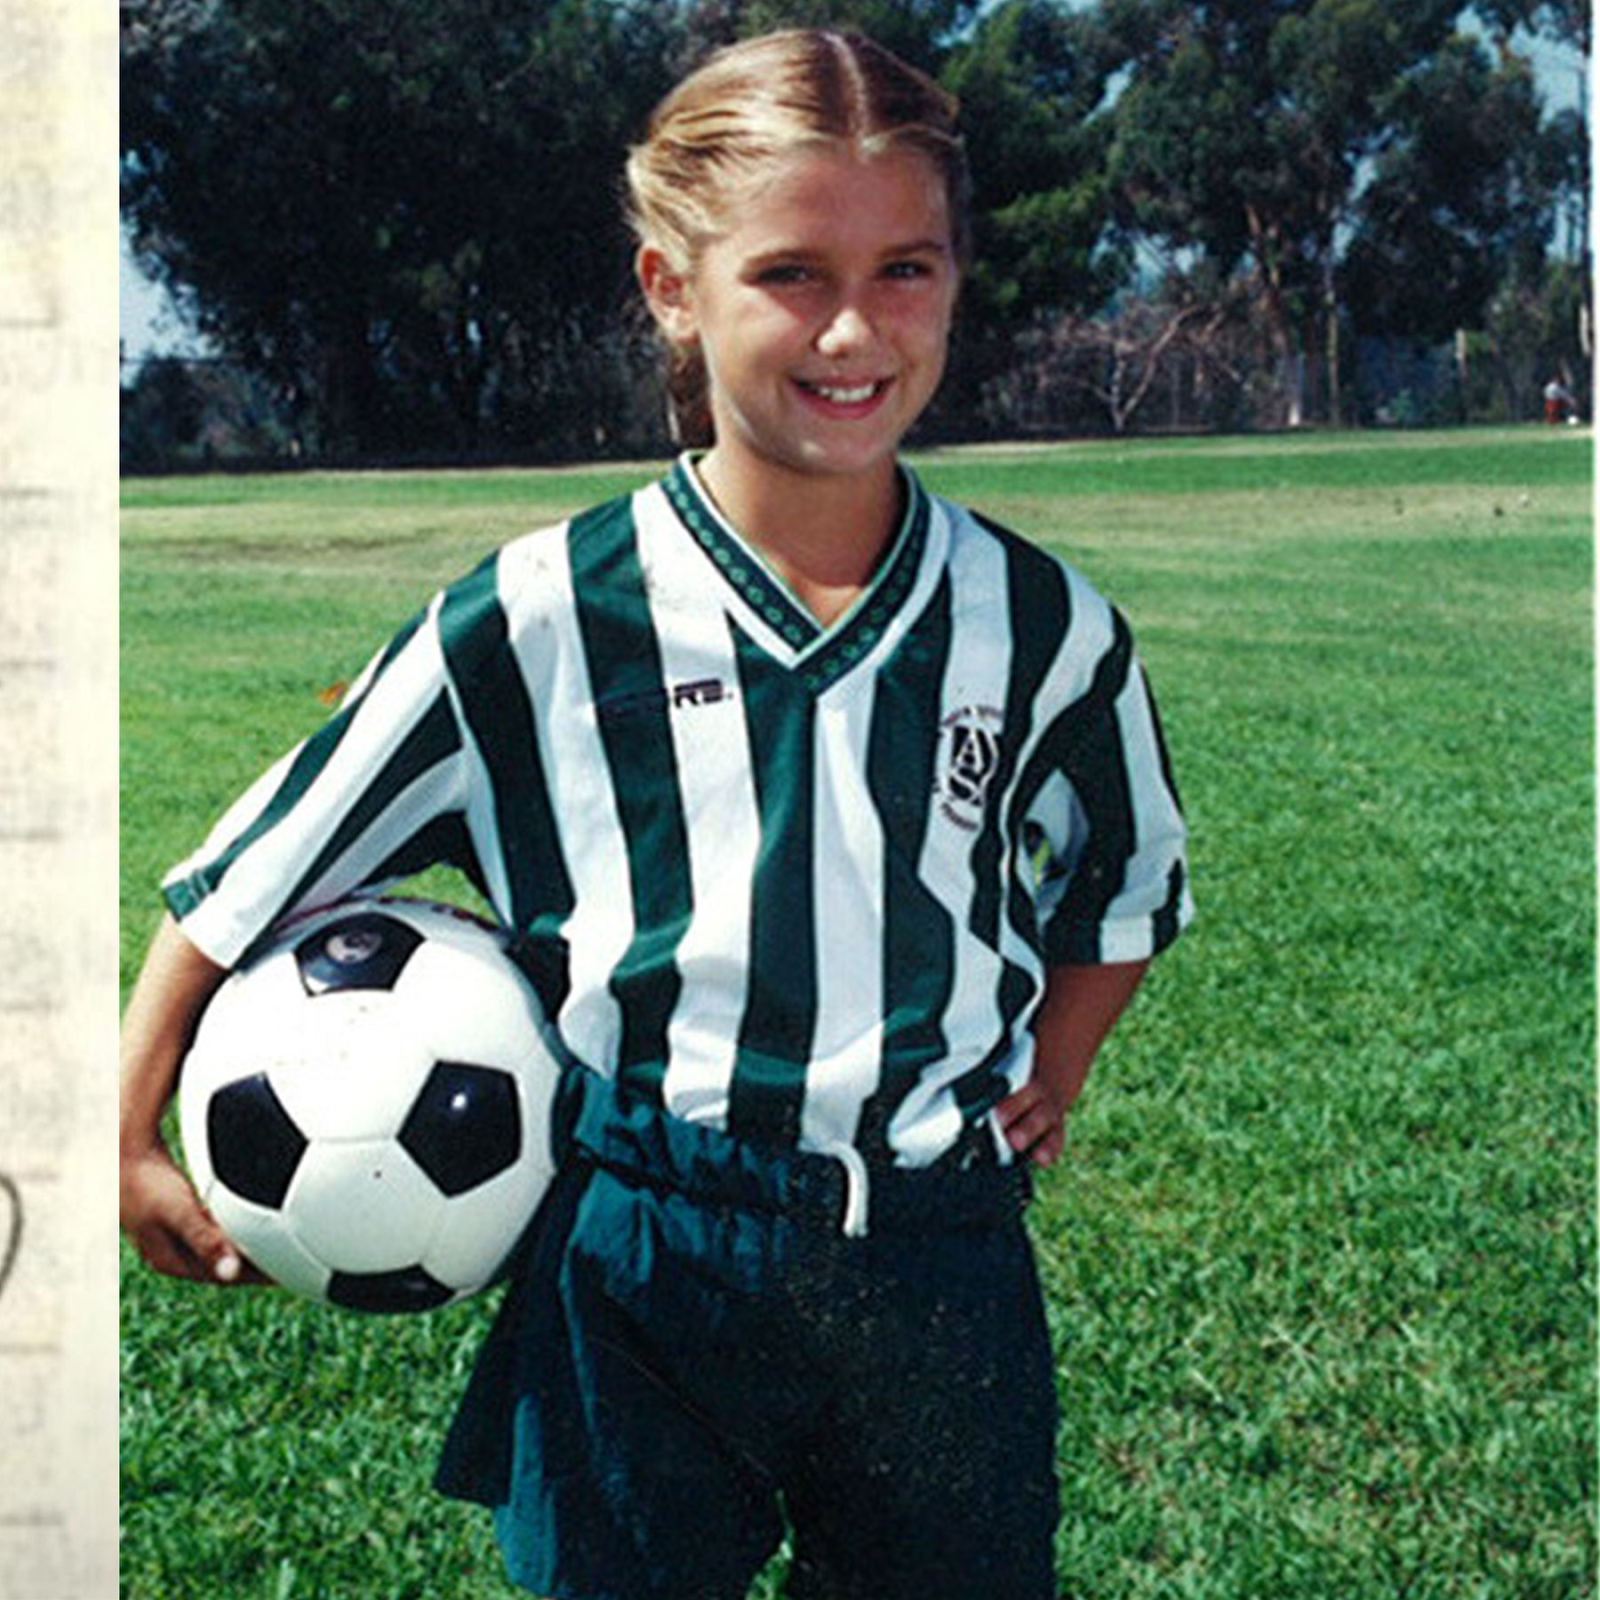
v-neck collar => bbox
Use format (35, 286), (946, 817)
(663, 454), (931, 694)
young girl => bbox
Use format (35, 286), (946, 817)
(121, 29), (1192, 1600)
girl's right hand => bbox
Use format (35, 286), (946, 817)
(119, 1140), (266, 1287)
(119, 916), (265, 1287)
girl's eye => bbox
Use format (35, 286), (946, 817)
(755, 263), (814, 286)
(884, 260), (933, 280)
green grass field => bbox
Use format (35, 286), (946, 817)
(121, 428), (1595, 1599)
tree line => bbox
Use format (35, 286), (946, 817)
(121, 0), (1591, 467)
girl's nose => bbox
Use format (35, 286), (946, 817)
(815, 302), (874, 357)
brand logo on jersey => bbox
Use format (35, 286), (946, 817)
(597, 676), (735, 726)
(935, 705), (1004, 831)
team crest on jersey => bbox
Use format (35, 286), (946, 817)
(935, 705), (1004, 831)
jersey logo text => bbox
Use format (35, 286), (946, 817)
(597, 676), (735, 725)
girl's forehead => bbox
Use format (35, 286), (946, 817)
(710, 145), (953, 253)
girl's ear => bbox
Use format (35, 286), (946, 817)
(637, 245), (698, 345)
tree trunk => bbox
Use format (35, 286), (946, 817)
(1246, 202), (1304, 428)
(320, 321), (381, 458)
(1324, 267), (1342, 427)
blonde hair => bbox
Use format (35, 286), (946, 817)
(626, 28), (969, 446)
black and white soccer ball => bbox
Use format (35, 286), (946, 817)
(178, 897), (562, 1314)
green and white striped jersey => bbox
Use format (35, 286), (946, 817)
(165, 457), (1191, 1167)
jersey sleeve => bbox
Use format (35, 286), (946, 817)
(1021, 602), (1193, 967)
(161, 588), (484, 969)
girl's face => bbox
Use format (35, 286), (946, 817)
(643, 145), (960, 500)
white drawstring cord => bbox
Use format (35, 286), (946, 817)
(815, 1141), (871, 1239)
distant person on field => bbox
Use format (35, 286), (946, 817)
(119, 28), (1193, 1600)
(1543, 376), (1576, 424)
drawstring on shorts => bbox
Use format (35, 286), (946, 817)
(815, 1141), (870, 1238)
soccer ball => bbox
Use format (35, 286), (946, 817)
(178, 897), (563, 1313)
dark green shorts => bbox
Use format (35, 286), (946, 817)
(437, 1075), (1060, 1600)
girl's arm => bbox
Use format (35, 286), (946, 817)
(996, 960), (1150, 1169)
(119, 916), (264, 1285)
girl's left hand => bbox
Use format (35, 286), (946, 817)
(1003, 959), (1153, 1168)
(995, 1079), (1071, 1168)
